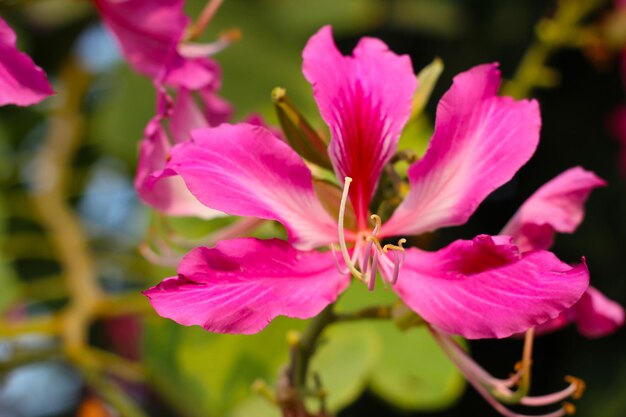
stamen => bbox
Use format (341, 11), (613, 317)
(563, 402), (576, 415)
(383, 238), (406, 285)
(565, 376), (585, 400)
(329, 244), (350, 275)
(361, 238), (373, 275)
(382, 238), (406, 253)
(185, 0), (224, 41)
(368, 251), (379, 292)
(366, 235), (384, 253)
(370, 214), (382, 235)
(390, 250), (401, 285)
(520, 380), (580, 407)
(430, 327), (572, 417)
(338, 177), (364, 281)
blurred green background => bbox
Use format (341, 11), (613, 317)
(0, 0), (624, 416)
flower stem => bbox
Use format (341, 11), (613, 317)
(503, 0), (607, 98)
(291, 304), (336, 389)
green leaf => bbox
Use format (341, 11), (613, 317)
(368, 324), (465, 411)
(272, 87), (332, 169)
(412, 58), (444, 118)
(308, 325), (381, 412)
(228, 397), (281, 417)
(143, 316), (306, 417)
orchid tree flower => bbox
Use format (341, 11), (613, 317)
(136, 84), (231, 218)
(0, 17), (53, 106)
(93, 0), (230, 89)
(144, 27), (589, 346)
(424, 168), (620, 417)
(501, 167), (624, 337)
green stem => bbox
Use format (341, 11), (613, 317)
(292, 304), (336, 389)
(334, 305), (392, 322)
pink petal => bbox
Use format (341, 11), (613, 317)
(94, 0), (217, 89)
(143, 238), (349, 334)
(393, 235), (589, 339)
(536, 287), (624, 338)
(381, 64), (540, 238)
(0, 18), (53, 106)
(302, 26), (417, 227)
(574, 287), (624, 337)
(165, 123), (339, 249)
(501, 167), (606, 252)
(135, 88), (223, 218)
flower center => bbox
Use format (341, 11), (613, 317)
(333, 177), (406, 290)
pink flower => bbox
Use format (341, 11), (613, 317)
(135, 85), (231, 218)
(502, 167), (624, 337)
(93, 0), (223, 89)
(0, 17), (53, 106)
(144, 26), (589, 339)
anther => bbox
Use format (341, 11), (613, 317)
(383, 238), (406, 285)
(564, 376), (585, 400)
(563, 402), (576, 415)
(370, 214), (382, 235)
(366, 235), (384, 253)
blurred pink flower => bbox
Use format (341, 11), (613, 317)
(0, 17), (53, 106)
(502, 167), (624, 337)
(144, 26), (589, 340)
(93, 0), (223, 89)
(135, 85), (231, 218)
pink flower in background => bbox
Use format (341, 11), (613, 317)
(0, 17), (53, 106)
(144, 26), (589, 340)
(502, 167), (624, 337)
(93, 0), (222, 89)
(135, 85), (231, 218)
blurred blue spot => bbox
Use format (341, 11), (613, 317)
(75, 24), (121, 73)
(0, 361), (82, 417)
(78, 157), (148, 242)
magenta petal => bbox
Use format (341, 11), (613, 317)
(134, 88), (222, 218)
(166, 123), (339, 249)
(573, 287), (624, 337)
(143, 238), (350, 334)
(381, 63), (540, 238)
(0, 18), (53, 106)
(537, 287), (625, 338)
(501, 167), (606, 252)
(393, 235), (589, 339)
(94, 0), (217, 89)
(302, 26), (417, 227)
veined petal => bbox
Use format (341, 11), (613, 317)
(134, 88), (223, 218)
(143, 238), (350, 334)
(0, 18), (53, 106)
(501, 167), (606, 252)
(381, 63), (540, 238)
(536, 287), (624, 338)
(94, 0), (217, 89)
(302, 26), (417, 227)
(166, 123), (339, 249)
(393, 235), (589, 339)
